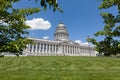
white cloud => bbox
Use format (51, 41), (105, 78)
(43, 36), (49, 39)
(83, 42), (89, 46)
(75, 40), (89, 46)
(26, 18), (51, 30)
(75, 40), (82, 44)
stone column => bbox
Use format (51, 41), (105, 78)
(27, 44), (30, 51)
(66, 45), (68, 54)
(70, 46), (72, 55)
(48, 44), (51, 53)
(78, 47), (80, 55)
(67, 45), (69, 54)
(55, 45), (56, 53)
(72, 46), (73, 54)
(76, 47), (77, 55)
(39, 43), (41, 53)
(76, 47), (78, 54)
(65, 45), (66, 54)
(42, 43), (44, 53)
(32, 44), (34, 52)
(53, 45), (54, 54)
(35, 44), (37, 52)
(75, 46), (76, 54)
(77, 47), (79, 55)
(74, 46), (76, 54)
(64, 45), (65, 54)
(26, 44), (28, 51)
(68, 46), (70, 55)
(73, 46), (75, 54)
(71, 46), (72, 55)
(45, 44), (47, 53)
(44, 44), (46, 56)
(52, 45), (54, 54)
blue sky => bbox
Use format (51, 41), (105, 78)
(14, 0), (118, 43)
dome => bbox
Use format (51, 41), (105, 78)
(57, 21), (65, 28)
(54, 21), (69, 41)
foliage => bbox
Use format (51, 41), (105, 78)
(40, 0), (63, 12)
(88, 0), (120, 56)
(0, 0), (61, 56)
(29, 0), (63, 12)
(0, 56), (120, 80)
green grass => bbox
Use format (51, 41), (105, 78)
(0, 56), (120, 80)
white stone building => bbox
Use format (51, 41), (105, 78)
(24, 21), (96, 56)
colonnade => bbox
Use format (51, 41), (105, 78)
(25, 42), (95, 56)
(61, 45), (80, 55)
(26, 43), (58, 55)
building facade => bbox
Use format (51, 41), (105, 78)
(24, 21), (96, 56)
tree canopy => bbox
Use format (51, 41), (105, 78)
(0, 0), (62, 56)
(88, 0), (120, 56)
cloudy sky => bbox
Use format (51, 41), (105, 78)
(13, 0), (117, 45)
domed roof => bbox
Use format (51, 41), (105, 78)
(55, 21), (68, 33)
(57, 21), (65, 28)
(54, 21), (69, 41)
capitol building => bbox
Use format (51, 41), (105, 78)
(24, 21), (97, 56)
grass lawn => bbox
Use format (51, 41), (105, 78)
(0, 56), (120, 80)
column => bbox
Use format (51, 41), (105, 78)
(55, 45), (56, 53)
(78, 47), (80, 55)
(50, 44), (52, 53)
(39, 43), (41, 53)
(47, 44), (49, 56)
(42, 44), (44, 53)
(76, 47), (78, 55)
(70, 46), (72, 55)
(29, 44), (32, 52)
(27, 44), (29, 51)
(35, 44), (37, 52)
(53, 45), (55, 55)
(64, 45), (65, 54)
(66, 46), (68, 54)
(77, 47), (79, 55)
(44, 44), (46, 55)
(74, 46), (76, 54)
(45, 44), (47, 53)
(76, 47), (78, 54)
(82, 48), (83, 54)
(75, 46), (76, 54)
(65, 45), (67, 54)
(71, 46), (73, 54)
(52, 45), (54, 54)
(49, 44), (51, 53)
(69, 46), (70, 55)
(73, 46), (75, 54)
(67, 45), (69, 54)
(72, 46), (74, 54)
(62, 45), (64, 54)
(32, 44), (34, 53)
(26, 44), (28, 51)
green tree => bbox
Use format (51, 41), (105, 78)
(0, 0), (61, 56)
(88, 0), (120, 56)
